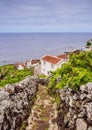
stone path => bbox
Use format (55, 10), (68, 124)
(26, 85), (58, 130)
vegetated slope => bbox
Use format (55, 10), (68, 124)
(0, 65), (33, 87)
(49, 51), (92, 91)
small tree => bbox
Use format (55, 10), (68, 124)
(86, 39), (92, 48)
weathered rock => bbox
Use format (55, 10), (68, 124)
(0, 76), (45, 130)
(57, 83), (92, 130)
(76, 118), (87, 130)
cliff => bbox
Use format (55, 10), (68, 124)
(57, 83), (92, 130)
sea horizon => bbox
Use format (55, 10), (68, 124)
(0, 32), (92, 66)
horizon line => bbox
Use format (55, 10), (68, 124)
(0, 31), (92, 33)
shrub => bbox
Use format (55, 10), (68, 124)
(0, 65), (33, 87)
(49, 51), (92, 92)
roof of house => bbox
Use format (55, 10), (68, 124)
(42, 55), (61, 64)
(31, 59), (40, 64)
(57, 54), (67, 59)
(15, 62), (26, 68)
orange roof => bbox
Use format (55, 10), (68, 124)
(57, 54), (67, 59)
(31, 59), (40, 64)
(42, 55), (61, 64)
(15, 62), (26, 68)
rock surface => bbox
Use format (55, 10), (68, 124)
(57, 83), (92, 130)
(0, 76), (41, 130)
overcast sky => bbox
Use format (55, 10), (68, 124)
(0, 0), (92, 32)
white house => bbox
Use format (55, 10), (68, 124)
(41, 54), (68, 76)
(25, 59), (40, 68)
(15, 63), (26, 70)
(84, 46), (92, 51)
(85, 39), (92, 51)
(25, 60), (32, 68)
(31, 59), (40, 67)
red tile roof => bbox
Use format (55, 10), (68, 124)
(31, 59), (40, 64)
(57, 54), (67, 59)
(15, 62), (26, 68)
(42, 55), (61, 64)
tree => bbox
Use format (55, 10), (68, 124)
(86, 39), (92, 48)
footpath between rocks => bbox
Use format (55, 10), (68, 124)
(1, 76), (92, 130)
(26, 84), (58, 130)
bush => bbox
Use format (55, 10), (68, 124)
(86, 39), (92, 47)
(49, 51), (92, 91)
(0, 65), (33, 87)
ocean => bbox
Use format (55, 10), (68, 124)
(0, 32), (92, 66)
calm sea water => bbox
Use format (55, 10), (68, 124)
(0, 33), (92, 66)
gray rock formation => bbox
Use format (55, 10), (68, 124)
(57, 83), (92, 130)
(0, 76), (40, 130)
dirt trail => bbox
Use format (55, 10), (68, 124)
(26, 85), (58, 130)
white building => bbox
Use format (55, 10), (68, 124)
(85, 39), (92, 51)
(25, 59), (40, 68)
(15, 63), (25, 70)
(31, 59), (40, 67)
(84, 46), (92, 51)
(41, 54), (68, 76)
(25, 60), (32, 68)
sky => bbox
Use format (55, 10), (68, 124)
(0, 0), (92, 32)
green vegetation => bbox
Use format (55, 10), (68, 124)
(49, 51), (92, 92)
(0, 64), (33, 87)
(38, 74), (48, 78)
(86, 39), (92, 47)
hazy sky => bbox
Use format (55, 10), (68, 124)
(0, 0), (92, 32)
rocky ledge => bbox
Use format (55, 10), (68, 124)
(57, 83), (92, 130)
(0, 76), (47, 130)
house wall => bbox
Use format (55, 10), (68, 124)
(41, 59), (68, 76)
(31, 63), (40, 67)
(57, 59), (67, 68)
(34, 65), (41, 76)
(84, 46), (92, 51)
(26, 62), (32, 68)
(41, 60), (56, 75)
(17, 65), (24, 70)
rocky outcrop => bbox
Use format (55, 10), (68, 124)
(0, 76), (45, 130)
(57, 83), (92, 130)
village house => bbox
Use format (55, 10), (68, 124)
(41, 54), (68, 76)
(85, 45), (92, 51)
(31, 59), (40, 67)
(85, 39), (92, 51)
(25, 60), (32, 68)
(15, 62), (26, 70)
(25, 59), (40, 68)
